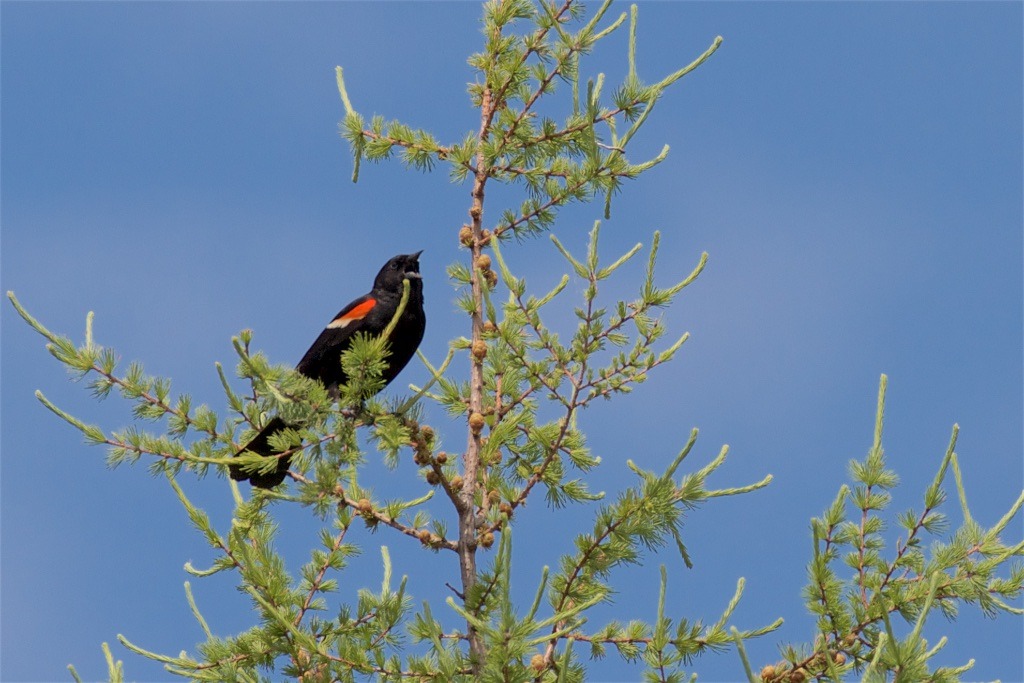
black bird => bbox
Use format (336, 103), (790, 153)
(230, 252), (426, 488)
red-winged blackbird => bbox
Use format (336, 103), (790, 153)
(230, 251), (426, 488)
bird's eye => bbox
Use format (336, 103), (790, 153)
(391, 262), (400, 270)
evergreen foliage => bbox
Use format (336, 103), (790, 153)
(9, 1), (1021, 680)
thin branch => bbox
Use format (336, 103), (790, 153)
(290, 471), (458, 552)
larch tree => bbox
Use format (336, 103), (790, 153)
(9, 1), (1022, 681)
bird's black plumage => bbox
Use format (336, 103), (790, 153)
(230, 252), (425, 488)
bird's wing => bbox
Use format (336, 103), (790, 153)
(295, 294), (377, 377)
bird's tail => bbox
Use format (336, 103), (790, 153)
(229, 416), (293, 488)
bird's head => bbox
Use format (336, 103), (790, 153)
(374, 251), (423, 294)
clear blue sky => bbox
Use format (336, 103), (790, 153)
(2, 2), (1021, 681)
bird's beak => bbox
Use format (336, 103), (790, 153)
(405, 250), (423, 279)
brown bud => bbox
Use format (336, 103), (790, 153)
(760, 665), (776, 682)
(471, 339), (488, 360)
(417, 529), (432, 544)
(469, 412), (485, 433)
(435, 451), (448, 465)
(480, 532), (495, 548)
(788, 669), (805, 683)
(413, 451), (427, 466)
(479, 229), (492, 246)
(450, 475), (464, 491)
(484, 269), (498, 288)
(833, 653), (846, 665)
(419, 425), (434, 443)
(459, 225), (473, 246)
(425, 470), (440, 485)
(529, 654), (546, 672)
(499, 502), (513, 516)
(482, 320), (497, 334)
(357, 498), (372, 514)
(476, 254), (492, 270)
(333, 484), (345, 498)
(487, 489), (501, 504)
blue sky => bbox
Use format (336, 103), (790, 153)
(2, 2), (1021, 681)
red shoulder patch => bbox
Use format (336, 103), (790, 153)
(327, 298), (376, 329)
